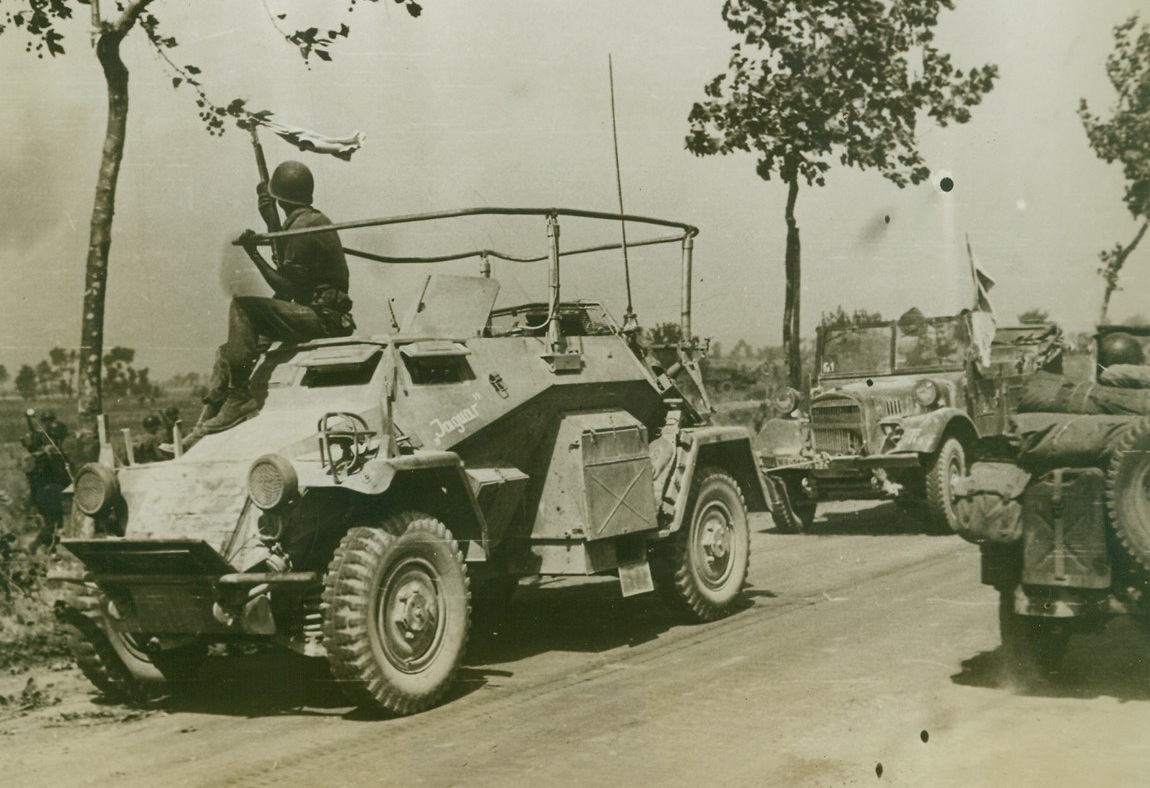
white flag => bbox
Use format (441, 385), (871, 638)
(257, 116), (365, 161)
(967, 236), (997, 367)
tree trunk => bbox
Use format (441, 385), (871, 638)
(76, 27), (134, 434)
(782, 175), (802, 389)
(1099, 218), (1150, 325)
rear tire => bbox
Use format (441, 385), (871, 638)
(924, 438), (965, 533)
(59, 587), (166, 704)
(655, 467), (750, 623)
(1106, 417), (1150, 575)
(322, 514), (470, 715)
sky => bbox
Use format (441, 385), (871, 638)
(0, 0), (1147, 379)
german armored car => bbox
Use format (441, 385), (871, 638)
(957, 325), (1150, 685)
(53, 208), (768, 714)
(758, 313), (1064, 533)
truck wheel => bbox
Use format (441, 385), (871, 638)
(322, 514), (470, 715)
(924, 438), (965, 533)
(998, 591), (1070, 687)
(768, 474), (816, 534)
(58, 587), (166, 704)
(1107, 417), (1150, 575)
(655, 467), (750, 623)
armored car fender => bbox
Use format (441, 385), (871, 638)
(662, 426), (769, 534)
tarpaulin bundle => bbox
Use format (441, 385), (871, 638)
(1099, 364), (1150, 389)
(1011, 412), (1141, 473)
(1018, 372), (1150, 416)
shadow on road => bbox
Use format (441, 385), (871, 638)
(952, 617), (1150, 701)
(141, 577), (768, 720)
(465, 578), (678, 667)
(764, 502), (948, 537)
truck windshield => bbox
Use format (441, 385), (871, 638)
(820, 326), (892, 376)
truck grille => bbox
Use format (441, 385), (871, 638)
(810, 400), (863, 454)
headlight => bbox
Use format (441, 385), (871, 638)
(74, 463), (119, 517)
(772, 386), (801, 415)
(248, 454), (298, 510)
(914, 379), (940, 407)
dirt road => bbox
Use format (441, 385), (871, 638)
(4, 502), (1149, 787)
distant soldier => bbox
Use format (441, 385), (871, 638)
(133, 414), (167, 464)
(20, 410), (72, 553)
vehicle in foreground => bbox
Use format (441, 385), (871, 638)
(956, 326), (1150, 685)
(757, 314), (1064, 533)
(52, 207), (768, 714)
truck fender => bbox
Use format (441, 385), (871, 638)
(663, 427), (770, 535)
(887, 408), (976, 455)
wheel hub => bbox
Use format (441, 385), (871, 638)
(696, 504), (734, 585)
(380, 564), (443, 669)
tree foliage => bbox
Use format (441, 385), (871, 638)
(1017, 308), (1050, 325)
(686, 0), (997, 386)
(1079, 14), (1150, 324)
(820, 305), (883, 329)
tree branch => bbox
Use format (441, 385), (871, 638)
(110, 0), (157, 39)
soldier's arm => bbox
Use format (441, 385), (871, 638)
(239, 230), (295, 299)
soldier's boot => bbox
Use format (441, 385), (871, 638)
(201, 389), (259, 434)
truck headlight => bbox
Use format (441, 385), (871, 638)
(773, 386), (800, 415)
(914, 379), (940, 407)
(248, 454), (298, 510)
(74, 463), (118, 517)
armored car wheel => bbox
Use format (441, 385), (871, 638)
(58, 587), (166, 704)
(1107, 417), (1150, 575)
(655, 467), (750, 623)
(924, 438), (965, 534)
(998, 591), (1070, 687)
(322, 514), (470, 715)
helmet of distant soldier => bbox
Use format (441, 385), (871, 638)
(1098, 331), (1145, 367)
(267, 161), (314, 206)
(163, 406), (180, 423)
(143, 414), (162, 433)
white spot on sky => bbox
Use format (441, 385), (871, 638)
(1016, 199), (1028, 211)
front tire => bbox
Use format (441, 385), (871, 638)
(322, 514), (470, 715)
(655, 467), (750, 623)
(924, 437), (966, 533)
(58, 587), (166, 704)
(768, 473), (816, 534)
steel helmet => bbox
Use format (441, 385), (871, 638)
(142, 414), (162, 432)
(1098, 331), (1145, 367)
(267, 160), (314, 206)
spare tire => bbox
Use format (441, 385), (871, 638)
(1106, 417), (1150, 574)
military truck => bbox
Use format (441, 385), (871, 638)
(758, 314), (1064, 533)
(960, 326), (1150, 685)
(52, 207), (768, 715)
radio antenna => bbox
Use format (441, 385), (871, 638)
(609, 55), (638, 333)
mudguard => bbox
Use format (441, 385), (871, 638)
(886, 408), (975, 455)
(296, 451), (492, 553)
(665, 427), (770, 534)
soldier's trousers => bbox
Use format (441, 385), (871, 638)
(209, 296), (334, 402)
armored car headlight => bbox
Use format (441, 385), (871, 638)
(74, 463), (118, 517)
(914, 379), (940, 407)
(248, 454), (298, 510)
